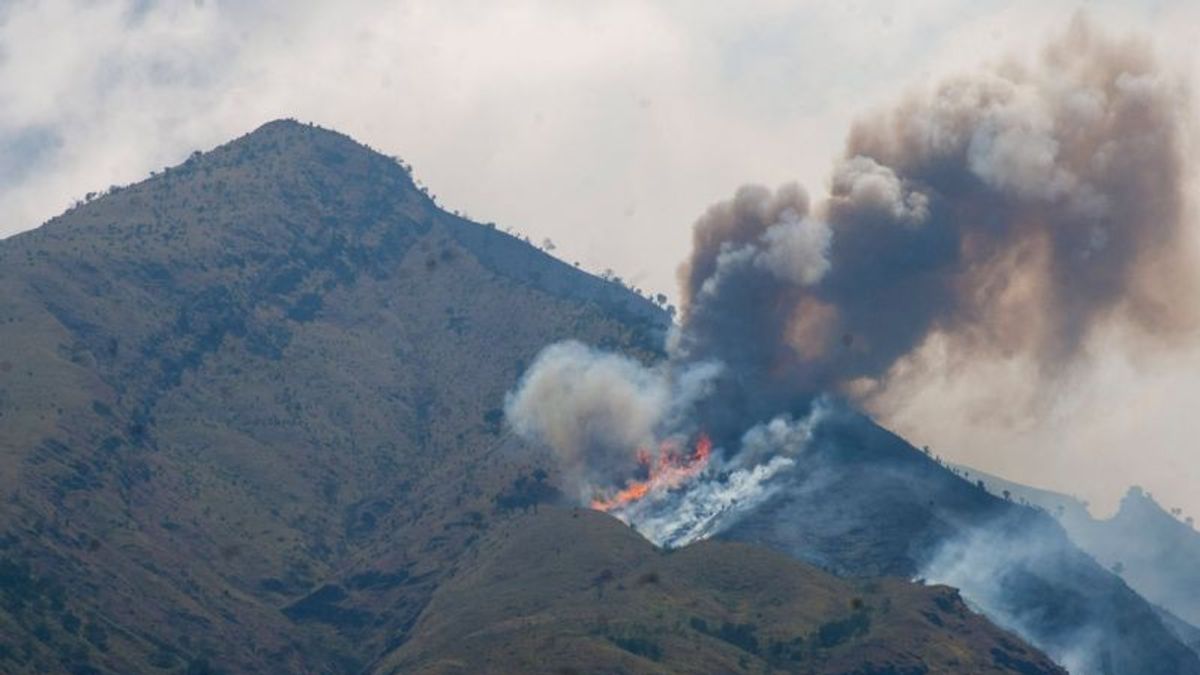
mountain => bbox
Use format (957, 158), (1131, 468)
(963, 467), (1200, 630)
(0, 119), (664, 673)
(720, 408), (1200, 674)
(0, 120), (1059, 674)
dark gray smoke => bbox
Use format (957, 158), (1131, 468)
(674, 17), (1196, 445)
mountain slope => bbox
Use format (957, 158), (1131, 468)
(376, 506), (1064, 675)
(720, 408), (1200, 674)
(0, 120), (664, 673)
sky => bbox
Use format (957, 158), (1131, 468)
(2, 0), (1199, 519)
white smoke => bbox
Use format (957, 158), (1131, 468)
(504, 328), (835, 546)
(503, 340), (668, 475)
(625, 455), (796, 548)
(504, 340), (721, 498)
(829, 155), (929, 224)
(607, 409), (827, 548)
(920, 520), (1105, 674)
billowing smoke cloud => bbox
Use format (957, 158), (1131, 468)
(505, 338), (826, 543)
(670, 182), (836, 443)
(505, 17), (1195, 542)
(676, 17), (1195, 444)
(504, 341), (721, 498)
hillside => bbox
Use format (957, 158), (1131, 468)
(377, 507), (1064, 674)
(0, 120), (664, 673)
(0, 120), (1062, 674)
(721, 407), (1200, 674)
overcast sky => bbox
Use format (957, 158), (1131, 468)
(3, 0), (1199, 519)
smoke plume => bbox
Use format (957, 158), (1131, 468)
(506, 17), (1195, 540)
(499, 20), (1199, 673)
(919, 516), (1104, 674)
(504, 341), (721, 499)
(676, 17), (1195, 445)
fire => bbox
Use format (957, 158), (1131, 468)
(590, 433), (713, 512)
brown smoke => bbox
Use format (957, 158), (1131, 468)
(674, 17), (1196, 444)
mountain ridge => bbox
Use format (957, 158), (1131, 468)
(0, 119), (1067, 674)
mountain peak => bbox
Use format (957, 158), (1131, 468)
(220, 118), (379, 161)
(10, 117), (430, 254)
(191, 118), (419, 196)
(249, 117), (311, 135)
(1114, 485), (1179, 526)
(5, 119), (664, 333)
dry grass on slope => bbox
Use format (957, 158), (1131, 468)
(382, 507), (1064, 675)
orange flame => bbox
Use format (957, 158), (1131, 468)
(591, 433), (712, 512)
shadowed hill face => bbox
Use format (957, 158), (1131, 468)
(377, 507), (1065, 675)
(0, 120), (666, 673)
(720, 408), (1200, 674)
